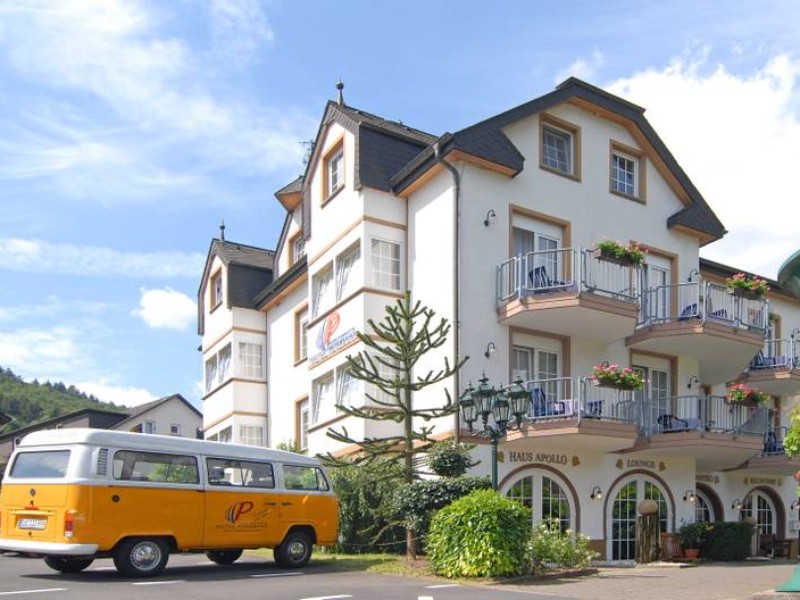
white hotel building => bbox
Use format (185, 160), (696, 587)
(198, 78), (800, 560)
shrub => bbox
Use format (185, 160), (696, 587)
(427, 489), (531, 578)
(426, 441), (477, 478)
(527, 518), (598, 571)
(327, 460), (406, 554)
(678, 521), (712, 551)
(394, 476), (491, 546)
(702, 521), (755, 560)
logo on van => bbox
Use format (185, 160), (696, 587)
(225, 501), (254, 524)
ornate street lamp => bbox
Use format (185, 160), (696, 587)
(459, 374), (529, 489)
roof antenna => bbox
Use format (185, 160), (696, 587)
(336, 78), (345, 106)
(219, 220), (226, 242)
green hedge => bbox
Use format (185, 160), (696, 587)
(701, 521), (755, 560)
(427, 489), (531, 577)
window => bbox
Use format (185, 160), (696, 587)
(205, 355), (218, 393)
(143, 421), (156, 434)
(10, 451), (70, 479)
(239, 342), (263, 378)
(113, 451), (198, 484)
(218, 426), (232, 444)
(610, 142), (645, 200)
(336, 365), (360, 408)
(539, 114), (580, 179)
(210, 271), (223, 309)
(370, 239), (401, 290)
(283, 464), (330, 491)
(296, 307), (309, 362)
(336, 243), (361, 301)
(323, 140), (345, 201)
(297, 398), (309, 451)
(312, 372), (335, 425)
(312, 265), (334, 318)
(170, 423), (181, 436)
(368, 355), (398, 405)
(240, 425), (263, 447)
(217, 343), (232, 384)
(291, 233), (306, 264)
(207, 457), (274, 488)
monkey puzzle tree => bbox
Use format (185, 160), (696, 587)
(324, 291), (467, 557)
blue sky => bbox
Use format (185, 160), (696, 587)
(1, 0), (799, 409)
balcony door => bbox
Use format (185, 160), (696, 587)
(632, 360), (669, 434)
(512, 344), (560, 401)
(512, 218), (563, 288)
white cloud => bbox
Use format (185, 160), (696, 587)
(0, 237), (204, 278)
(555, 50), (605, 85)
(132, 287), (196, 331)
(0, 326), (93, 381)
(605, 52), (800, 278)
(0, 297), (110, 322)
(208, 0), (273, 65)
(74, 381), (157, 407)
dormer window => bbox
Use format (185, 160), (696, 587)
(291, 233), (306, 264)
(610, 141), (645, 202)
(322, 138), (345, 203)
(210, 270), (223, 310)
(539, 114), (581, 180)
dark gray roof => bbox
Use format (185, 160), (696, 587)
(699, 257), (782, 291)
(0, 408), (128, 442)
(113, 394), (201, 429)
(276, 176), (304, 196)
(390, 77), (725, 243)
(254, 256), (307, 309)
(213, 240), (275, 270)
(335, 103), (437, 146)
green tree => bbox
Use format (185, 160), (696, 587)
(324, 292), (467, 557)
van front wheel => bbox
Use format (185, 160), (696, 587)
(44, 556), (94, 573)
(113, 538), (169, 577)
(273, 531), (312, 568)
(205, 549), (243, 565)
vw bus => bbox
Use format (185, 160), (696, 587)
(0, 428), (339, 576)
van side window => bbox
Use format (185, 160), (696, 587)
(113, 451), (198, 484)
(283, 465), (329, 491)
(206, 457), (274, 488)
(10, 450), (70, 478)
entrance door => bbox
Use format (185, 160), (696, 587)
(504, 470), (573, 531)
(742, 490), (776, 536)
(608, 477), (670, 560)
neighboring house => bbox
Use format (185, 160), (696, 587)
(0, 395), (202, 475)
(198, 78), (800, 560)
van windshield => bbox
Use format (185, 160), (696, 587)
(10, 450), (70, 478)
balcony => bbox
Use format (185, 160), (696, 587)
(739, 337), (800, 397)
(626, 279), (768, 384)
(503, 376), (639, 452)
(496, 248), (640, 343)
(629, 394), (770, 471)
(738, 426), (800, 476)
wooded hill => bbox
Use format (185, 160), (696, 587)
(0, 367), (123, 433)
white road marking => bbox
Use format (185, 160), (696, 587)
(249, 572), (303, 578)
(419, 597), (434, 600)
(87, 567), (115, 572)
(0, 590), (67, 596)
(131, 581), (183, 586)
(298, 596), (352, 600)
(426, 584), (460, 588)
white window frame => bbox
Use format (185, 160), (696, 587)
(297, 308), (309, 362)
(336, 364), (360, 409)
(336, 243), (362, 301)
(370, 238), (401, 290)
(239, 425), (263, 447)
(312, 372), (335, 425)
(218, 426), (232, 444)
(312, 264), (335, 318)
(238, 342), (263, 379)
(611, 151), (638, 197)
(205, 355), (218, 393)
(298, 399), (309, 451)
(292, 234), (306, 263)
(210, 271), (223, 309)
(541, 125), (573, 174)
(327, 147), (344, 197)
(170, 423), (181, 436)
(217, 343), (232, 384)
(143, 421), (156, 434)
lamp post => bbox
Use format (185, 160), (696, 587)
(459, 374), (528, 490)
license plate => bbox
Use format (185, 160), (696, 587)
(17, 518), (47, 531)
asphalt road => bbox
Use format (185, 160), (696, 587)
(0, 552), (564, 600)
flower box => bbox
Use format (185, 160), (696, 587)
(732, 287), (763, 300)
(594, 240), (646, 268)
(591, 362), (644, 391)
(598, 248), (635, 267)
(726, 273), (768, 298)
(726, 384), (769, 406)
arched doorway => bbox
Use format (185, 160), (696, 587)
(695, 484), (723, 523)
(607, 475), (671, 561)
(503, 468), (574, 531)
(741, 489), (779, 536)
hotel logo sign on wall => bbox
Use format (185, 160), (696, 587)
(309, 311), (357, 367)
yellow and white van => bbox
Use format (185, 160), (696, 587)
(0, 428), (339, 577)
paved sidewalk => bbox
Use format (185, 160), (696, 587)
(493, 560), (799, 600)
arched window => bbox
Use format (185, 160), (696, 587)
(608, 475), (670, 561)
(695, 490), (714, 523)
(505, 469), (573, 531)
(742, 490), (777, 535)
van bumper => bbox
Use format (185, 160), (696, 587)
(0, 539), (98, 556)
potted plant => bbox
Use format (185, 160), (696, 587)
(595, 239), (647, 267)
(591, 362), (644, 391)
(726, 383), (769, 406)
(725, 273), (769, 299)
(678, 521), (709, 560)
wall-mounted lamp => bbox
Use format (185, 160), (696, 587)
(483, 209), (496, 227)
(484, 341), (497, 359)
(791, 500), (800, 511)
(687, 268), (700, 282)
(687, 375), (700, 389)
(731, 498), (742, 511)
(683, 489), (696, 503)
(792, 327), (800, 340)
(590, 485), (603, 500)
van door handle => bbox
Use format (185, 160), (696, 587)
(281, 502), (293, 506)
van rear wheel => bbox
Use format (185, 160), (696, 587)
(205, 549), (243, 565)
(273, 530), (312, 568)
(44, 556), (94, 573)
(113, 538), (169, 577)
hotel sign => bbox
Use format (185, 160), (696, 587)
(308, 310), (357, 367)
(616, 458), (667, 471)
(503, 452), (569, 465)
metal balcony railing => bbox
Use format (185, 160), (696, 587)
(497, 248), (641, 304)
(748, 338), (799, 371)
(762, 425), (787, 456)
(637, 279), (768, 330)
(639, 394), (771, 438)
(517, 376), (638, 424)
